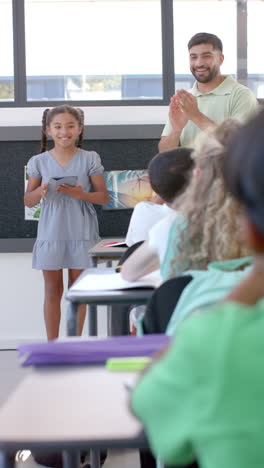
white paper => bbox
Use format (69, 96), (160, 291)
(70, 270), (161, 292)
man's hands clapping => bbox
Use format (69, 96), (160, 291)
(169, 89), (200, 131)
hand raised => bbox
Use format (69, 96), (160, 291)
(175, 89), (199, 120)
(169, 94), (188, 131)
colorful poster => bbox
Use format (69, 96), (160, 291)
(103, 170), (152, 210)
(24, 166), (41, 221)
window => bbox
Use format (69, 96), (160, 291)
(0, 0), (14, 102)
(173, 0), (237, 91)
(24, 0), (162, 102)
(248, 0), (264, 98)
(0, 0), (262, 107)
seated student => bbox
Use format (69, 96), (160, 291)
(121, 147), (193, 279)
(122, 118), (245, 284)
(125, 195), (171, 247)
(121, 148), (193, 282)
(129, 118), (249, 468)
(117, 147), (193, 336)
(141, 120), (252, 336)
(124, 147), (194, 247)
(131, 108), (264, 468)
(142, 256), (252, 336)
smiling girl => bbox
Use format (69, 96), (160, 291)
(24, 105), (109, 340)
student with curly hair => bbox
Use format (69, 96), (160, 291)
(131, 109), (264, 468)
(162, 118), (249, 280)
(122, 119), (248, 286)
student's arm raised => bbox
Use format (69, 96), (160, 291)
(121, 241), (160, 282)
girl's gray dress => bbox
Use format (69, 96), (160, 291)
(26, 149), (104, 270)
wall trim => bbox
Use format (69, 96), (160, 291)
(0, 239), (35, 252)
(0, 124), (163, 141)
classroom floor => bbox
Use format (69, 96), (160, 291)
(0, 350), (140, 468)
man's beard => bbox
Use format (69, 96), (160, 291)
(191, 65), (219, 83)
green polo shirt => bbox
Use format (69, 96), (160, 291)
(162, 75), (258, 147)
(132, 300), (264, 468)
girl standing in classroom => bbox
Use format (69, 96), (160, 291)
(24, 105), (109, 340)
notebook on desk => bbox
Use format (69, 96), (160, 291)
(69, 270), (162, 293)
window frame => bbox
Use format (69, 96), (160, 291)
(8, 0), (174, 107)
(0, 0), (262, 108)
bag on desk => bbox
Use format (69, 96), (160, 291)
(18, 334), (170, 367)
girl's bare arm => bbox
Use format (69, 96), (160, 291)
(24, 177), (48, 207)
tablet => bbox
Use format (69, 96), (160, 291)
(49, 176), (77, 187)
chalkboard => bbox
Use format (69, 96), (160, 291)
(0, 138), (158, 239)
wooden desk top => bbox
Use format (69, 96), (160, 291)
(0, 366), (143, 450)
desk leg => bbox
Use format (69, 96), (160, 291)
(0, 452), (15, 468)
(88, 305), (97, 336)
(62, 450), (79, 468)
(90, 449), (101, 468)
(67, 303), (78, 336)
(106, 260), (112, 268)
(91, 257), (98, 268)
(107, 305), (130, 336)
(106, 305), (112, 336)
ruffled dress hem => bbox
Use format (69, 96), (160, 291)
(32, 238), (100, 270)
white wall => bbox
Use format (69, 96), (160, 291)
(0, 253), (107, 347)
(0, 106), (168, 127)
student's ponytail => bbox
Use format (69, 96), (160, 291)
(40, 108), (50, 153)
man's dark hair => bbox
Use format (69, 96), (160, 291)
(148, 147), (194, 204)
(188, 32), (223, 52)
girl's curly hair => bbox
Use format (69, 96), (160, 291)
(167, 119), (250, 278)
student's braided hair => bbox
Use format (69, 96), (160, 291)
(40, 105), (84, 153)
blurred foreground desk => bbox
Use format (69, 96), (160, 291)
(66, 268), (153, 336)
(89, 238), (127, 267)
(0, 366), (145, 468)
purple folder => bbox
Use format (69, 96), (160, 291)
(18, 334), (170, 367)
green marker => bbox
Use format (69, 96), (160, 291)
(106, 356), (151, 371)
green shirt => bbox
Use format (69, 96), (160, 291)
(166, 257), (252, 335)
(132, 300), (264, 468)
(160, 214), (190, 280)
(162, 75), (258, 147)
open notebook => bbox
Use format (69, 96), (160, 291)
(69, 270), (162, 292)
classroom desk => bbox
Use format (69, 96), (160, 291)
(66, 268), (154, 336)
(88, 238), (127, 268)
(0, 366), (146, 468)
(87, 241), (128, 334)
